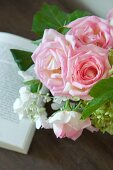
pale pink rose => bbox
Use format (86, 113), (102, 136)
(48, 111), (91, 140)
(32, 29), (73, 96)
(66, 16), (113, 49)
(107, 8), (113, 26)
(64, 44), (111, 100)
(107, 8), (113, 22)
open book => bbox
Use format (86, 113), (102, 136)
(0, 32), (37, 154)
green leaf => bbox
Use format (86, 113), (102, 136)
(59, 27), (70, 34)
(32, 3), (91, 37)
(108, 49), (113, 66)
(81, 78), (113, 119)
(89, 78), (113, 98)
(24, 79), (42, 93)
(32, 3), (68, 37)
(65, 9), (91, 24)
(81, 91), (113, 119)
(61, 10), (90, 34)
(10, 49), (33, 71)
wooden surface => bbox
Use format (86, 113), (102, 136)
(0, 0), (113, 170)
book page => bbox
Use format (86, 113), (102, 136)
(0, 44), (21, 123)
(0, 33), (36, 153)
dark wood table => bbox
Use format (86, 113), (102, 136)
(0, 0), (113, 169)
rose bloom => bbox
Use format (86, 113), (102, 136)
(48, 111), (91, 140)
(64, 44), (111, 100)
(32, 29), (74, 96)
(66, 16), (113, 49)
(107, 8), (113, 26)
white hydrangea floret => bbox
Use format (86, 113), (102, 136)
(42, 92), (52, 103)
(51, 96), (68, 110)
(13, 86), (50, 129)
(51, 95), (80, 110)
(13, 71), (50, 129)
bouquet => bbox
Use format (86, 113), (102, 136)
(11, 4), (113, 140)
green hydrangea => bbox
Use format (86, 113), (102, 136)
(91, 102), (113, 134)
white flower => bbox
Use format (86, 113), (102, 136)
(53, 96), (68, 104)
(13, 70), (50, 129)
(51, 96), (80, 110)
(48, 111), (91, 140)
(13, 87), (31, 119)
(13, 86), (50, 129)
(14, 70), (51, 128)
(36, 114), (52, 129)
(14, 86), (42, 118)
(51, 103), (63, 110)
(43, 93), (52, 103)
(51, 96), (68, 110)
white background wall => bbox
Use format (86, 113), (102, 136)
(64, 0), (113, 18)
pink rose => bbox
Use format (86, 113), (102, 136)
(64, 44), (111, 100)
(107, 8), (113, 26)
(48, 111), (91, 140)
(32, 29), (73, 96)
(66, 16), (113, 49)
